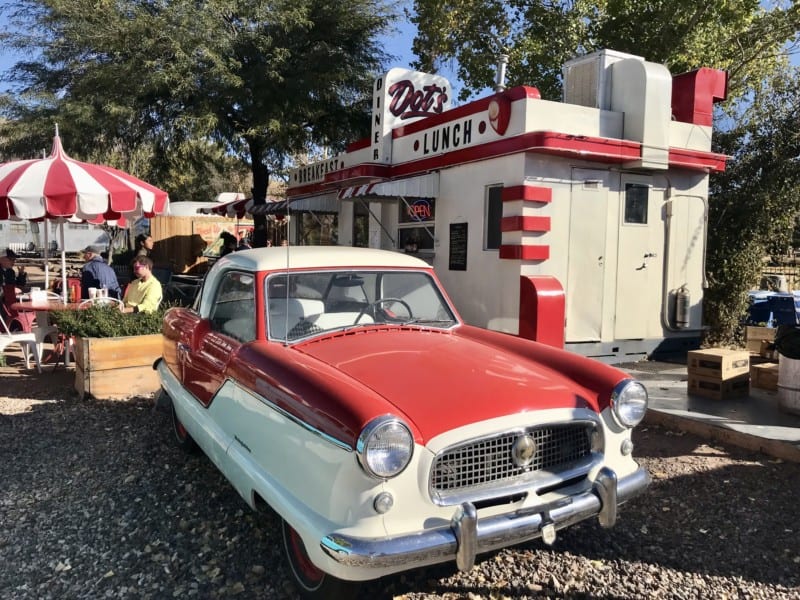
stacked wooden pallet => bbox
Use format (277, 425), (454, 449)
(687, 348), (750, 400)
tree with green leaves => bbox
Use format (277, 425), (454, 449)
(705, 68), (800, 345)
(0, 0), (394, 244)
(410, 0), (800, 102)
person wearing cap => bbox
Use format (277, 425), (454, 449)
(81, 245), (122, 300)
(1, 248), (27, 289)
(122, 256), (162, 313)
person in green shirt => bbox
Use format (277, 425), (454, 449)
(122, 256), (163, 314)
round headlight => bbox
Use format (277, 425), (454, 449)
(611, 380), (648, 428)
(357, 417), (414, 479)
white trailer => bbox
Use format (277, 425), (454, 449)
(285, 50), (728, 363)
(0, 219), (110, 256)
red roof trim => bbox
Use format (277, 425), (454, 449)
(667, 148), (728, 172)
(288, 132), (726, 197)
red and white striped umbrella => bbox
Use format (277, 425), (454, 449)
(0, 129), (169, 298)
(0, 131), (169, 222)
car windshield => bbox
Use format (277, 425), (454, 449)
(266, 270), (458, 342)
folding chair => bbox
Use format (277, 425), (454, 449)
(0, 312), (42, 373)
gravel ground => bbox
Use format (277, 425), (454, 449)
(1, 349), (799, 600)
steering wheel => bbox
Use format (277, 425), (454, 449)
(354, 298), (413, 324)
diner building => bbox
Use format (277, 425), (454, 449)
(285, 49), (728, 363)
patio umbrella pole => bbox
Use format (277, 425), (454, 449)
(59, 221), (67, 303)
(43, 220), (50, 289)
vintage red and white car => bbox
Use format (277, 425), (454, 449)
(157, 246), (650, 597)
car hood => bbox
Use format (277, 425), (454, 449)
(294, 327), (599, 441)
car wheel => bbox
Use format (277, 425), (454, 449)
(171, 403), (198, 454)
(281, 519), (358, 599)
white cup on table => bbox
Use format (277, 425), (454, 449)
(88, 287), (97, 299)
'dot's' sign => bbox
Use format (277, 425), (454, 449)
(372, 69), (452, 164)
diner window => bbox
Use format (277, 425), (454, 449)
(484, 185), (503, 250)
(398, 198), (435, 253)
(10, 222), (27, 234)
(624, 183), (649, 225)
(299, 212), (338, 245)
(208, 271), (256, 343)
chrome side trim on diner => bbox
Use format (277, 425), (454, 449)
(320, 467), (650, 572)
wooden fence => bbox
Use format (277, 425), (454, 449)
(149, 216), (253, 274)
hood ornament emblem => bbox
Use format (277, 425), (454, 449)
(511, 434), (537, 468)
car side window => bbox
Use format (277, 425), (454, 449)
(209, 271), (256, 343)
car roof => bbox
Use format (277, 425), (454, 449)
(214, 246), (431, 271)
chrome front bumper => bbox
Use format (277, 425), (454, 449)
(321, 466), (650, 572)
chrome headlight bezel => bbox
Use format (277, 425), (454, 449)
(356, 416), (414, 479)
(611, 379), (648, 428)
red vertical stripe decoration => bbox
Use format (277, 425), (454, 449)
(500, 216), (550, 233)
(501, 185), (552, 203)
(498, 184), (552, 262)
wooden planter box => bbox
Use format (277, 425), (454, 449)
(74, 334), (163, 399)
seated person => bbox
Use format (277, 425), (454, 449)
(81, 245), (122, 300)
(1, 250), (33, 328)
(1, 248), (27, 293)
(122, 256), (163, 314)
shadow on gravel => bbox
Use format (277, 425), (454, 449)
(2, 397), (798, 600)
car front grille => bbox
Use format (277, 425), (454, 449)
(430, 423), (595, 501)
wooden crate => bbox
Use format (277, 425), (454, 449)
(687, 373), (750, 400)
(74, 334), (163, 400)
(746, 326), (776, 354)
(750, 362), (779, 391)
(687, 348), (750, 380)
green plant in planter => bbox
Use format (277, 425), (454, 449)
(49, 304), (172, 338)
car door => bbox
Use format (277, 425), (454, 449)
(183, 271), (256, 406)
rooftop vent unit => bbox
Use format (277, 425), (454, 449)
(562, 49), (643, 110)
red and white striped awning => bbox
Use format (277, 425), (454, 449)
(198, 196), (289, 217)
(337, 173), (439, 200)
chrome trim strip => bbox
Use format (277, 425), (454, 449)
(320, 467), (650, 571)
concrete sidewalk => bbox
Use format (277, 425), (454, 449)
(619, 360), (800, 462)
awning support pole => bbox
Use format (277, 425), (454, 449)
(357, 199), (396, 246)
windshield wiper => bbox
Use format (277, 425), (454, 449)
(400, 318), (456, 327)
